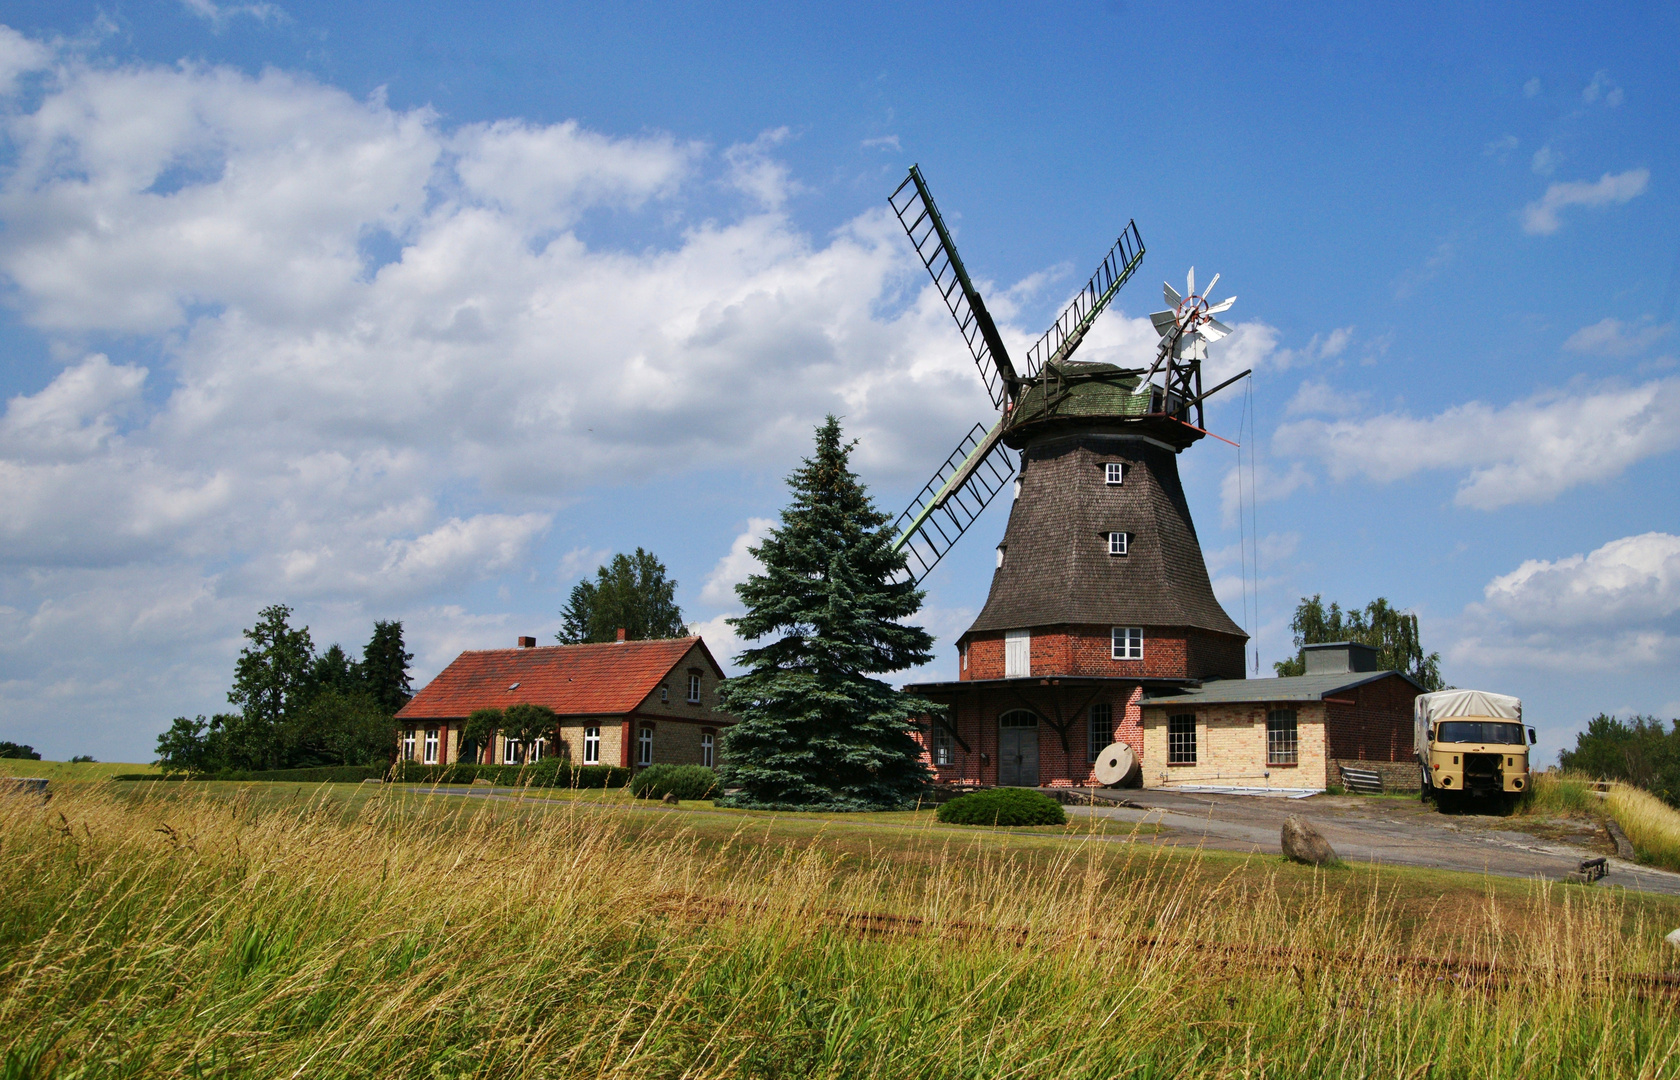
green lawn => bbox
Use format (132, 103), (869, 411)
(0, 758), (158, 782)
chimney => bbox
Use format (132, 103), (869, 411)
(518, 636), (536, 648)
(616, 628), (627, 643)
(1302, 641), (1378, 675)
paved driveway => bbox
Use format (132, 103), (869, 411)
(1075, 788), (1680, 897)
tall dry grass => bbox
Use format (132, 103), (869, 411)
(2, 783), (1678, 1078)
(1607, 784), (1680, 872)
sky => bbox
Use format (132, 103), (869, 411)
(0, 1), (1677, 765)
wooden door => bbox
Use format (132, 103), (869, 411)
(998, 711), (1039, 787)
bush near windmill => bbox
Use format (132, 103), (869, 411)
(716, 416), (936, 812)
(936, 787), (1066, 826)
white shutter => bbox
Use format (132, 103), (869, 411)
(1005, 629), (1031, 678)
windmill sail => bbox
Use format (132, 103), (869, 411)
(889, 420), (1015, 585)
(890, 167), (1019, 409)
(1020, 221), (1145, 380)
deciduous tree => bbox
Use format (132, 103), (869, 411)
(1274, 594), (1445, 691)
(558, 549), (687, 644)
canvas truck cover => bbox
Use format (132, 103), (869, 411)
(1413, 689), (1522, 757)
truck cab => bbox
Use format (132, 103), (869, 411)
(1415, 690), (1536, 806)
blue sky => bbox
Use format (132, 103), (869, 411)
(1, 1), (1676, 763)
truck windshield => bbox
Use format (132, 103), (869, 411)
(1436, 721), (1524, 745)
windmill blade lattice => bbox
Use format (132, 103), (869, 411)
(890, 167), (1018, 409)
(1021, 220), (1145, 379)
(889, 421), (1015, 585)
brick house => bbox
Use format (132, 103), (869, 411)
(394, 634), (733, 769)
(1138, 643), (1424, 792)
(903, 425), (1248, 788)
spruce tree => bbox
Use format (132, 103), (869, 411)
(716, 416), (935, 811)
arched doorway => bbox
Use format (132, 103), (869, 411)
(998, 710), (1039, 787)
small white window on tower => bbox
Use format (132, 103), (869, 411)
(1105, 463), (1124, 485)
(1108, 531), (1128, 556)
(996, 543), (1006, 569)
(1013, 478), (1022, 499)
(1112, 627), (1143, 661)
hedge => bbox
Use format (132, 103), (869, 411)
(629, 764), (719, 801)
(116, 762), (634, 788)
(391, 761), (634, 789)
(936, 787), (1066, 826)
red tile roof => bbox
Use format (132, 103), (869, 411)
(396, 637), (719, 721)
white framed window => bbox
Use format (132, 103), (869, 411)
(1112, 627), (1143, 661)
(1168, 714), (1197, 764)
(1108, 531), (1129, 556)
(1088, 703), (1113, 763)
(660, 686), (669, 704)
(583, 726), (600, 765)
(637, 724), (654, 766)
(961, 643), (968, 672)
(996, 543), (1006, 569)
(402, 731), (415, 761)
(503, 739), (521, 765)
(1105, 462), (1124, 485)
(529, 737), (544, 763)
(701, 731), (715, 767)
(687, 673), (701, 703)
(1004, 629), (1031, 678)
(1267, 709), (1299, 766)
(932, 723), (954, 766)
(423, 729), (439, 765)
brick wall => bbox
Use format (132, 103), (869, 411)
(1140, 703), (1329, 790)
(1331, 759), (1422, 792)
(959, 625), (1215, 681)
(920, 682), (1145, 787)
(1323, 675), (1419, 763)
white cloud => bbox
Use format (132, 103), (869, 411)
(700, 517), (775, 605)
(0, 34), (1045, 757)
(1285, 380), (1366, 417)
(1582, 70), (1623, 107)
(861, 135), (901, 152)
(723, 127), (799, 209)
(1562, 317), (1671, 358)
(1484, 134), (1518, 158)
(1483, 532), (1680, 628)
(1530, 144), (1561, 176)
(0, 355), (147, 461)
(1522, 169), (1649, 235)
(180, 0), (287, 31)
(0, 25), (49, 92)
(1523, 77), (1542, 98)
(1274, 377), (1680, 509)
(687, 612), (746, 674)
(1219, 460), (1310, 527)
(557, 546), (609, 583)
(1452, 533), (1680, 673)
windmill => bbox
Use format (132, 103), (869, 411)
(887, 164), (1252, 788)
(886, 166), (1250, 585)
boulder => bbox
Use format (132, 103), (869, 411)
(662, 792), (680, 806)
(1281, 815), (1337, 866)
(1665, 928), (1680, 951)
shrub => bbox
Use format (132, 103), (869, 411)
(631, 764), (719, 801)
(388, 761), (634, 790)
(936, 787), (1066, 827)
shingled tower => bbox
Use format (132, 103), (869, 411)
(884, 168), (1248, 787)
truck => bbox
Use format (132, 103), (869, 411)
(1415, 689), (1537, 807)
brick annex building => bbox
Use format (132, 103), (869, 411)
(395, 635), (733, 770)
(904, 364), (1421, 792)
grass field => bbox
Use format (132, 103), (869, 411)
(3, 781), (1680, 1078)
(0, 759), (159, 782)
